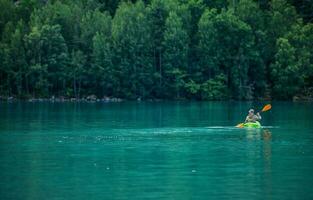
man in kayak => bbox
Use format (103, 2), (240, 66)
(245, 109), (261, 123)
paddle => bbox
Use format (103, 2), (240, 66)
(235, 104), (272, 128)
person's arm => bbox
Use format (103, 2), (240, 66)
(245, 116), (249, 123)
(256, 112), (262, 120)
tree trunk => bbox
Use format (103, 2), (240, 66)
(7, 74), (11, 96)
(25, 75), (29, 95)
(17, 70), (22, 97)
(78, 78), (81, 99)
(159, 49), (162, 86)
(73, 74), (77, 99)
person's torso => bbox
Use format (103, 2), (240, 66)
(247, 115), (258, 122)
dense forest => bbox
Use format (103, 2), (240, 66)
(0, 0), (312, 100)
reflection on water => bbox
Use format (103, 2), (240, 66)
(245, 129), (273, 199)
(263, 129), (272, 199)
(245, 128), (261, 140)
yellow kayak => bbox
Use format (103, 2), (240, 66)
(243, 121), (261, 128)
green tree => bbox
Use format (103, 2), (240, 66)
(197, 9), (219, 79)
(203, 0), (228, 10)
(147, 0), (191, 97)
(24, 26), (49, 97)
(285, 23), (313, 96)
(112, 1), (153, 99)
(30, 1), (83, 50)
(163, 12), (189, 98)
(236, 0), (267, 97)
(184, 79), (201, 99)
(0, 22), (15, 95)
(185, 0), (205, 79)
(0, 0), (15, 36)
(69, 50), (86, 98)
(41, 24), (68, 95)
(25, 24), (68, 97)
(288, 0), (313, 23)
(15, 0), (40, 24)
(266, 0), (300, 60)
(91, 32), (114, 97)
(80, 10), (111, 53)
(0, 0), (312, 100)
(270, 38), (302, 99)
(9, 20), (28, 97)
(147, 0), (168, 94)
(201, 74), (228, 100)
(198, 9), (255, 99)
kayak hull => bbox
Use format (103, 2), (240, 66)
(243, 121), (261, 128)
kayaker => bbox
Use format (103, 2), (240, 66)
(245, 109), (261, 123)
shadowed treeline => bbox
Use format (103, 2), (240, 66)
(0, 0), (312, 100)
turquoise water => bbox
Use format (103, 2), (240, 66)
(0, 102), (313, 200)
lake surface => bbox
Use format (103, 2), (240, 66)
(0, 101), (313, 200)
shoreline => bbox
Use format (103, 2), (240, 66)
(1, 96), (313, 103)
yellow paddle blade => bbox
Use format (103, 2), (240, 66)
(236, 123), (244, 128)
(261, 104), (272, 112)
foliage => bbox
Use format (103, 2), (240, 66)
(112, 0), (153, 99)
(0, 0), (312, 100)
(162, 11), (189, 98)
(270, 38), (301, 99)
(198, 8), (255, 99)
(201, 74), (228, 100)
